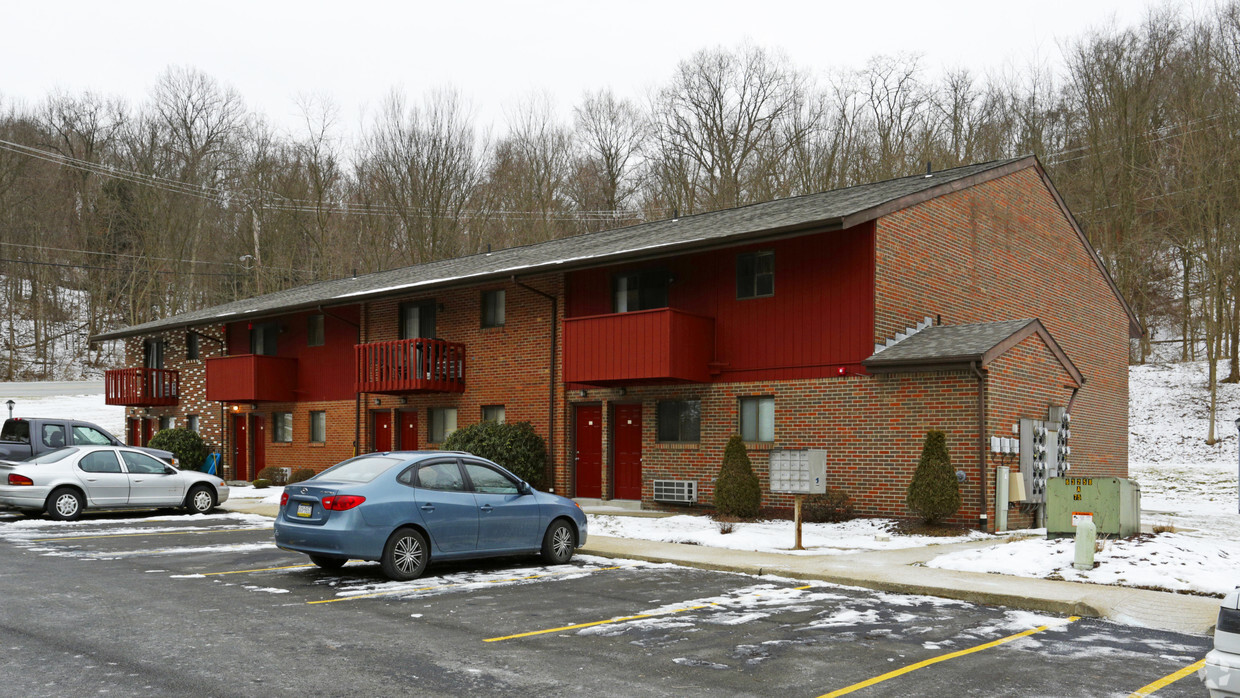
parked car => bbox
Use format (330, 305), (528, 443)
(1203, 588), (1240, 697)
(0, 446), (229, 520)
(0, 417), (177, 465)
(273, 451), (587, 580)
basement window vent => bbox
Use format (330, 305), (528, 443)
(653, 479), (698, 504)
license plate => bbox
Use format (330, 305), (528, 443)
(297, 503), (313, 518)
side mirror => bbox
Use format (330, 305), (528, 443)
(518, 481), (533, 495)
(164, 465), (177, 475)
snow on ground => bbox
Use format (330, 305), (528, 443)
(0, 391), (124, 437)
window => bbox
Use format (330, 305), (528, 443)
(79, 451), (122, 473)
(120, 450), (168, 474)
(318, 454), (402, 483)
(481, 405), (506, 423)
(739, 396), (775, 442)
(250, 322), (279, 356)
(186, 332), (199, 360)
(0, 420), (28, 443)
(158, 416), (175, 431)
(399, 300), (437, 339)
(429, 407), (458, 443)
(612, 269), (670, 313)
(414, 461), (467, 491)
(41, 423), (67, 449)
(464, 462), (519, 494)
(187, 415), (200, 433)
(656, 400), (700, 442)
(481, 289), (505, 328)
(310, 411), (326, 443)
(307, 314), (325, 347)
(72, 425), (113, 446)
(273, 412), (293, 443)
(144, 339), (166, 368)
(737, 250), (775, 299)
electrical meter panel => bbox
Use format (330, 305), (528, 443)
(1019, 407), (1072, 504)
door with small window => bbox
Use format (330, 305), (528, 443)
(613, 404), (643, 500)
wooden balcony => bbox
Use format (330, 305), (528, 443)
(564, 308), (715, 385)
(356, 338), (466, 394)
(104, 368), (180, 407)
(205, 354), (299, 402)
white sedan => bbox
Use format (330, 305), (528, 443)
(1203, 588), (1240, 697)
(0, 446), (229, 521)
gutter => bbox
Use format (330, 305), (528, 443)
(969, 361), (988, 531)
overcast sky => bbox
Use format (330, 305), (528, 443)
(4, 0), (1155, 139)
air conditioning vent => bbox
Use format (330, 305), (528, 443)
(653, 479), (697, 504)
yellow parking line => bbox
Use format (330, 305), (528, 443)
(817, 616), (1080, 698)
(308, 565), (624, 605)
(202, 563), (317, 576)
(31, 527), (269, 542)
(1127, 658), (1206, 697)
(484, 604), (718, 642)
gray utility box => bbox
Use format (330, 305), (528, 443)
(769, 449), (827, 494)
(1045, 477), (1141, 539)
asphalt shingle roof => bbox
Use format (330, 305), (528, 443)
(92, 157), (1032, 342)
(864, 319), (1040, 364)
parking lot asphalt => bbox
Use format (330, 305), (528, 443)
(221, 498), (1224, 636)
(0, 509), (1213, 697)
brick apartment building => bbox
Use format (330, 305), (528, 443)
(91, 156), (1139, 530)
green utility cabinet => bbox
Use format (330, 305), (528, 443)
(1045, 477), (1141, 539)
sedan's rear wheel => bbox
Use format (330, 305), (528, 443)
(381, 528), (428, 581)
(185, 485), (215, 514)
(46, 488), (84, 522)
(540, 519), (575, 564)
(309, 555), (346, 570)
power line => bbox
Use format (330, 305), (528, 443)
(0, 256), (241, 277)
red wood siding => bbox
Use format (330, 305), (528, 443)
(205, 355), (299, 402)
(563, 308), (713, 384)
(355, 338), (466, 394)
(104, 368), (179, 407)
(566, 223), (875, 383)
(224, 306), (359, 402)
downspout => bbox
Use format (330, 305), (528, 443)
(969, 361), (988, 531)
(319, 306), (362, 457)
(512, 276), (557, 489)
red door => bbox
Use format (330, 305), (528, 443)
(373, 411), (392, 452)
(574, 404), (602, 498)
(142, 418), (156, 446)
(233, 414), (248, 480)
(127, 418), (141, 446)
(397, 411), (417, 450)
(251, 415), (266, 476)
(613, 404), (643, 500)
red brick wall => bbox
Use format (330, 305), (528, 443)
(874, 167), (1131, 479)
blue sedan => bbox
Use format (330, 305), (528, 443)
(273, 451), (588, 580)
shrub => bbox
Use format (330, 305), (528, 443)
(252, 479), (271, 489)
(802, 488), (855, 523)
(147, 428), (210, 471)
(257, 467), (287, 485)
(905, 430), (960, 524)
(289, 468), (316, 484)
(713, 434), (761, 519)
(443, 420), (547, 488)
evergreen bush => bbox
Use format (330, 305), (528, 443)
(442, 420), (547, 489)
(147, 428), (209, 471)
(713, 434), (761, 519)
(905, 430), (960, 524)
(802, 488), (855, 523)
(289, 468), (316, 484)
(252, 479), (271, 489)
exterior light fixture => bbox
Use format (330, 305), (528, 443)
(373, 398), (382, 406)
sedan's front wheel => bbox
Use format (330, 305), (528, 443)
(46, 488), (84, 521)
(185, 485), (215, 514)
(540, 519), (576, 565)
(381, 528), (428, 581)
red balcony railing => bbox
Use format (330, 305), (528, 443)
(356, 338), (466, 394)
(564, 308), (715, 385)
(205, 354), (299, 402)
(104, 368), (180, 407)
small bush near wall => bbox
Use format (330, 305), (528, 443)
(802, 489), (855, 523)
(289, 468), (316, 484)
(148, 428), (209, 471)
(905, 430), (960, 524)
(443, 420), (547, 489)
(714, 434), (761, 519)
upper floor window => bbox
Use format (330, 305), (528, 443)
(739, 396), (775, 442)
(737, 250), (774, 299)
(656, 400), (700, 443)
(273, 412), (293, 443)
(400, 300), (437, 339)
(481, 290), (505, 328)
(186, 332), (199, 360)
(144, 339), (167, 369)
(613, 269), (669, 313)
(307, 314), (325, 347)
(250, 322), (279, 356)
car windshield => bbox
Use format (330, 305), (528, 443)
(316, 455), (403, 483)
(29, 447), (78, 464)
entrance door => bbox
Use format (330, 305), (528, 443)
(373, 411), (392, 452)
(613, 404), (643, 500)
(127, 418), (141, 446)
(250, 415), (266, 478)
(574, 404), (602, 498)
(233, 415), (248, 480)
(397, 410), (417, 450)
(142, 418), (156, 446)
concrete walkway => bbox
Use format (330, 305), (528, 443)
(222, 498), (1221, 636)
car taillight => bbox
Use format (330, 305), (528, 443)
(280, 491), (289, 507)
(8, 473), (33, 486)
(321, 495), (365, 511)
(1219, 605), (1240, 635)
